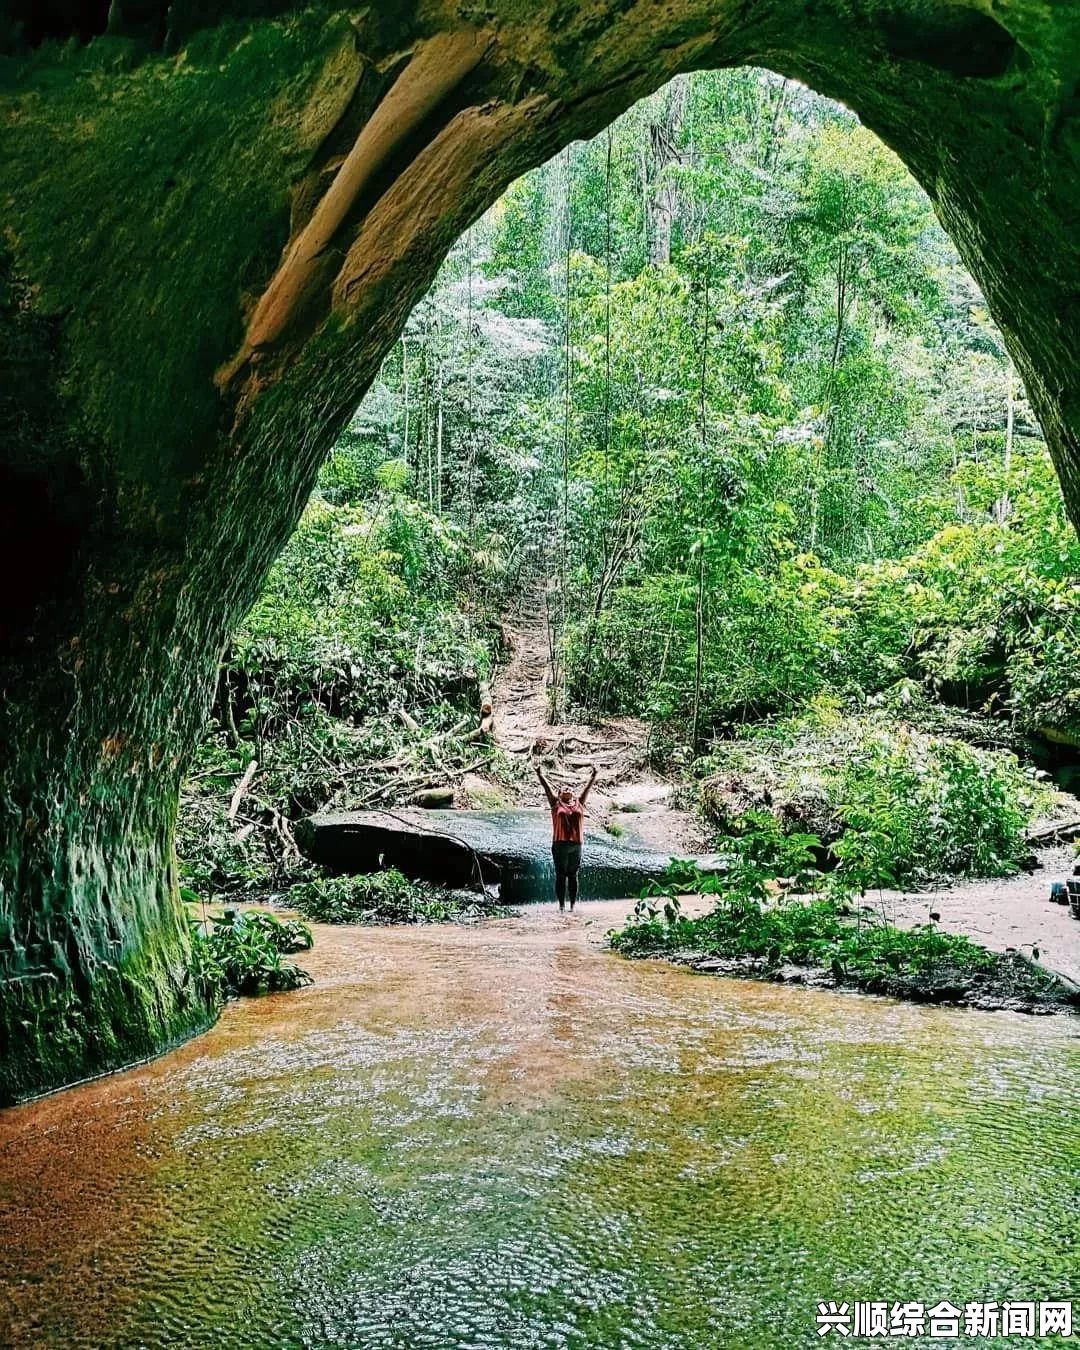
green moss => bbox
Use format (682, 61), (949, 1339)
(1, 10), (362, 493)
(0, 14), (375, 1101)
(0, 922), (218, 1106)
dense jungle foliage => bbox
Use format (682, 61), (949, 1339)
(179, 68), (1080, 904)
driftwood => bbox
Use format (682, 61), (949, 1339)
(227, 759), (258, 822)
(1027, 819), (1080, 847)
(411, 787), (455, 809)
(477, 680), (494, 738)
(252, 794), (301, 865)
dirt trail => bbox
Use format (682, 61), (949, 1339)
(488, 584), (706, 856)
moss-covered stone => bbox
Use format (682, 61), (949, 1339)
(2, 0), (1079, 1098)
(0, 918), (218, 1106)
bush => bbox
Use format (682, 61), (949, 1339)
(289, 869), (504, 925)
(611, 889), (1018, 993)
(234, 497), (495, 726)
(189, 907), (313, 998)
(832, 723), (1034, 887)
(697, 704), (1047, 888)
(564, 552), (847, 727)
(836, 445), (1080, 738)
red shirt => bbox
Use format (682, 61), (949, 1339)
(551, 799), (584, 843)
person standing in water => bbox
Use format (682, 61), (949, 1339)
(534, 758), (597, 911)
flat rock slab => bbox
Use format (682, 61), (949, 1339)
(296, 808), (727, 903)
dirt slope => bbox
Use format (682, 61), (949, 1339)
(485, 585), (705, 857)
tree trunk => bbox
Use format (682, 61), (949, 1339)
(647, 78), (688, 267)
(761, 79), (792, 170)
(401, 334), (411, 473)
(995, 364), (1016, 525)
(691, 543), (706, 753)
(436, 310), (445, 515)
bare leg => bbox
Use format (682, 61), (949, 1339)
(566, 845), (582, 910)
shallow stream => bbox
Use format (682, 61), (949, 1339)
(1, 901), (1077, 1347)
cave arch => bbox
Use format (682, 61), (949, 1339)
(2, 1), (1078, 1101)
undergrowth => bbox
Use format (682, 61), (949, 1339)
(177, 479), (517, 909)
(609, 818), (1072, 1009)
(290, 868), (507, 926)
(696, 702), (1049, 889)
(188, 906), (313, 999)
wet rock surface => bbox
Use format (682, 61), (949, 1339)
(297, 807), (727, 902)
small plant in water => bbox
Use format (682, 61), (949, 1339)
(189, 907), (313, 999)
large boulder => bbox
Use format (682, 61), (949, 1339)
(296, 807), (727, 902)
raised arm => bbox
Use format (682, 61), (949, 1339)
(578, 765), (598, 806)
(535, 760), (557, 809)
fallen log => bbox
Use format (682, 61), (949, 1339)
(1026, 819), (1080, 847)
(295, 807), (728, 903)
(227, 759), (258, 822)
(411, 787), (455, 809)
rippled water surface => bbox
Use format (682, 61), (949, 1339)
(1, 902), (1078, 1348)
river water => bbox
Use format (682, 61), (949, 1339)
(1, 901), (1077, 1348)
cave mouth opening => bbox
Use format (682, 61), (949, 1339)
(3, 1), (1077, 1108)
(293, 64), (1054, 795)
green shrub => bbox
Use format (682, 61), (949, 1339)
(235, 497), (495, 725)
(698, 705), (1046, 888)
(189, 908), (313, 998)
(836, 445), (1080, 738)
(289, 869), (503, 925)
(608, 854), (1057, 1004)
(832, 724), (1033, 888)
(564, 552), (847, 727)
(612, 888), (1000, 988)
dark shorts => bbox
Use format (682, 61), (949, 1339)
(551, 840), (582, 875)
